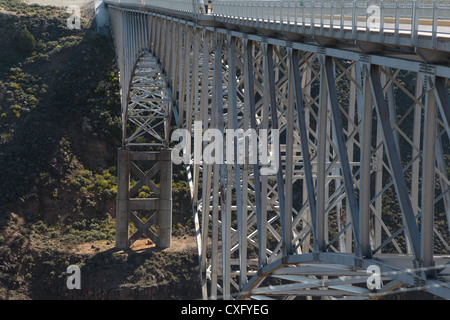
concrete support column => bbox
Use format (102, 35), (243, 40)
(94, 0), (110, 36)
(157, 149), (173, 249)
(116, 147), (130, 249)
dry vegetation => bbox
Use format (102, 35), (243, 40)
(0, 0), (199, 300)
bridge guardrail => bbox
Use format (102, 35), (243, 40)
(109, 0), (450, 42)
(111, 0), (197, 13)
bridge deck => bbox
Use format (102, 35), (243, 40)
(107, 0), (450, 64)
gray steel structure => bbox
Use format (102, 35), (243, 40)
(103, 0), (450, 299)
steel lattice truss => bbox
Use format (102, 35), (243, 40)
(108, 4), (450, 300)
(126, 55), (171, 146)
(109, 7), (171, 148)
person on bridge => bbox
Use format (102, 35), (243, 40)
(198, 0), (205, 13)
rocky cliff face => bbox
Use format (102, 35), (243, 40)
(0, 1), (198, 300)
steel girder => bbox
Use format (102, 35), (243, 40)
(107, 5), (450, 300)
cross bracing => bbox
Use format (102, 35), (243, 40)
(105, 0), (450, 300)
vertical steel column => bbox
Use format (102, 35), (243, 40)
(130, 12), (135, 65)
(162, 19), (169, 73)
(171, 23), (180, 102)
(421, 85), (437, 275)
(369, 64), (421, 260)
(324, 55), (361, 256)
(246, 39), (265, 265)
(291, 50), (318, 249)
(239, 37), (252, 287)
(180, 27), (191, 126)
(316, 54), (328, 252)
(188, 28), (201, 134)
(122, 12), (130, 145)
(193, 31), (210, 206)
(155, 16), (161, 58)
(166, 21), (174, 85)
(177, 24), (185, 112)
(210, 32), (224, 299)
(149, 15), (154, 50)
(302, 63), (312, 254)
(138, 13), (144, 52)
(265, 43), (286, 256)
(223, 34), (237, 299)
(228, 37), (244, 285)
(200, 30), (212, 300)
(158, 18), (164, 64)
(411, 75), (422, 226)
(260, 42), (269, 266)
(285, 48), (295, 256)
(184, 27), (192, 130)
(144, 13), (149, 50)
(359, 65), (373, 258)
(345, 63), (359, 252)
(374, 111), (384, 251)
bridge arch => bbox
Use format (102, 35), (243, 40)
(124, 52), (172, 147)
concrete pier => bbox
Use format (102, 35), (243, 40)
(157, 149), (172, 249)
(116, 147), (130, 250)
(94, 0), (110, 36)
(115, 148), (172, 249)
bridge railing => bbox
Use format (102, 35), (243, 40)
(212, 0), (450, 39)
(111, 0), (197, 13)
(109, 0), (450, 39)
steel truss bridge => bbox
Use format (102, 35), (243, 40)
(102, 0), (450, 299)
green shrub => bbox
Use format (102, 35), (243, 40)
(14, 27), (36, 54)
